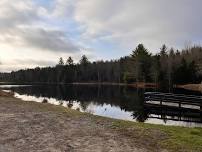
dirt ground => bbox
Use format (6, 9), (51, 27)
(0, 94), (168, 152)
(176, 84), (202, 92)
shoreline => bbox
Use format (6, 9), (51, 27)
(2, 81), (202, 92)
(0, 82), (158, 88)
(175, 84), (202, 92)
(0, 90), (202, 151)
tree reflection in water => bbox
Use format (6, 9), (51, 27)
(6, 84), (202, 125)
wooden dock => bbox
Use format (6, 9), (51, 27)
(144, 92), (202, 109)
(144, 92), (202, 122)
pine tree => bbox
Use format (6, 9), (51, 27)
(58, 57), (64, 66)
(131, 44), (151, 82)
(66, 57), (74, 66)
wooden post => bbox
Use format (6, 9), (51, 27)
(200, 103), (202, 122)
(160, 96), (163, 106)
(179, 101), (181, 108)
(200, 102), (202, 111)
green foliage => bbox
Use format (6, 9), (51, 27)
(131, 44), (152, 82)
(80, 55), (90, 66)
(173, 58), (198, 84)
(112, 119), (202, 151)
(131, 44), (151, 58)
(123, 72), (135, 83)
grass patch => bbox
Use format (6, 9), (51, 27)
(111, 120), (202, 151)
(161, 126), (202, 151)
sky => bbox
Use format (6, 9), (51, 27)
(1, 0), (202, 72)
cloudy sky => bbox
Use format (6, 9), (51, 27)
(0, 0), (202, 72)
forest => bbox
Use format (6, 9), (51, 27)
(0, 44), (202, 86)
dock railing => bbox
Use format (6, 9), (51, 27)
(144, 92), (202, 122)
(144, 92), (202, 109)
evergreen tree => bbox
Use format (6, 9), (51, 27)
(131, 44), (151, 82)
(58, 57), (64, 66)
(80, 55), (90, 65)
(66, 57), (74, 66)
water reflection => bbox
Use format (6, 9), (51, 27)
(1, 84), (202, 127)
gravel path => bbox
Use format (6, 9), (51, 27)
(0, 96), (167, 152)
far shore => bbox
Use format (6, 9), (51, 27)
(0, 81), (158, 88)
(72, 82), (158, 88)
(2, 81), (202, 93)
(175, 84), (202, 92)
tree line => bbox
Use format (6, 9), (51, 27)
(0, 44), (202, 86)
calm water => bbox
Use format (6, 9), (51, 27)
(1, 84), (202, 127)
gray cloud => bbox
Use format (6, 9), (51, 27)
(2, 0), (202, 72)
(0, 59), (56, 72)
(13, 59), (56, 66)
(52, 0), (75, 18)
(0, 0), (39, 30)
(1, 0), (202, 54)
(74, 0), (202, 52)
(19, 27), (80, 52)
(0, 0), (81, 53)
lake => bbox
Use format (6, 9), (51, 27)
(1, 84), (202, 127)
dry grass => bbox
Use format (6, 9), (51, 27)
(176, 84), (202, 92)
